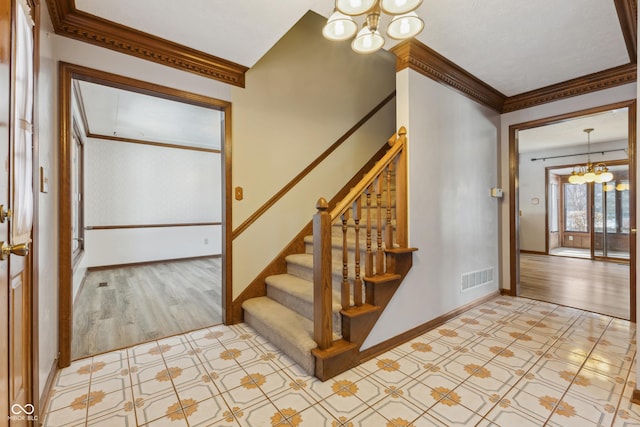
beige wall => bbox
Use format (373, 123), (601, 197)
(230, 12), (396, 297)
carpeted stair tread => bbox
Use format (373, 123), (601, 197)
(265, 274), (342, 334)
(242, 296), (339, 375)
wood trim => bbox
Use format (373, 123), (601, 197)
(58, 62), (233, 367)
(31, 0), (41, 417)
(86, 254), (221, 272)
(223, 104), (233, 324)
(628, 101), (637, 323)
(520, 250), (546, 255)
(390, 39), (505, 112)
(509, 99), (637, 322)
(390, 41), (637, 115)
(230, 143), (391, 324)
(86, 222), (222, 230)
(45, 0), (248, 86)
(232, 91), (396, 240)
(38, 357), (57, 422)
(632, 388), (640, 405)
(503, 63), (637, 113)
(614, 0), (638, 63)
(86, 132), (222, 153)
(359, 291), (500, 362)
(509, 125), (519, 297)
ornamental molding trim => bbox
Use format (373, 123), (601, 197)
(45, 0), (247, 87)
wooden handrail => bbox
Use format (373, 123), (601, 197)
(313, 126), (409, 351)
(233, 91), (396, 240)
(329, 127), (406, 220)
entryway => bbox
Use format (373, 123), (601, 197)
(58, 63), (232, 367)
(511, 100), (636, 321)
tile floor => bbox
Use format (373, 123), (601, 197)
(43, 296), (640, 426)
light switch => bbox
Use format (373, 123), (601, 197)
(235, 186), (243, 201)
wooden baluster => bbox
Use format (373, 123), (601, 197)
(341, 209), (350, 310)
(313, 198), (332, 350)
(375, 176), (384, 274)
(352, 197), (362, 306)
(385, 162), (394, 248)
(394, 127), (408, 247)
(365, 185), (373, 277)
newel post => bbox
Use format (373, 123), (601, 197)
(393, 126), (408, 247)
(313, 197), (332, 350)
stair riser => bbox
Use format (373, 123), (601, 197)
(305, 241), (387, 270)
(286, 260), (368, 296)
(243, 308), (315, 375)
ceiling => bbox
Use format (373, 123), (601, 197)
(518, 107), (629, 153)
(74, 80), (223, 150)
(71, 0), (632, 97)
(55, 0), (635, 151)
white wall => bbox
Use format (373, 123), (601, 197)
(500, 83), (636, 291)
(37, 7), (59, 397)
(519, 140), (628, 252)
(230, 12), (397, 297)
(37, 4), (233, 397)
(81, 137), (221, 270)
(362, 68), (501, 348)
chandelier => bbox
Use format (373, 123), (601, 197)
(322, 0), (424, 54)
(568, 128), (613, 185)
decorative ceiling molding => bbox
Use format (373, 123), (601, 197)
(502, 63), (637, 113)
(45, 0), (248, 87)
(614, 0), (638, 63)
(390, 40), (506, 113)
(391, 39), (637, 114)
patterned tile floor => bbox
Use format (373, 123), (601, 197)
(43, 296), (640, 426)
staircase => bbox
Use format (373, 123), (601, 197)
(242, 127), (416, 380)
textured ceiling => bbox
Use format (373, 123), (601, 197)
(74, 0), (630, 97)
(518, 108), (629, 153)
(76, 81), (223, 149)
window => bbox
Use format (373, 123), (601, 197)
(71, 123), (84, 262)
(563, 183), (588, 232)
(548, 182), (558, 232)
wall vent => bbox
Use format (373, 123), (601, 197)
(461, 267), (494, 292)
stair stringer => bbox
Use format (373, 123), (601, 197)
(312, 247), (417, 381)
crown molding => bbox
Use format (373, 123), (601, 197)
(45, 0), (248, 87)
(390, 39), (506, 112)
(614, 0), (637, 63)
(502, 63), (637, 113)
(391, 39), (637, 114)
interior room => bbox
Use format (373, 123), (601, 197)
(69, 78), (225, 359)
(517, 107), (631, 319)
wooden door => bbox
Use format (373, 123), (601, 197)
(2, 0), (36, 424)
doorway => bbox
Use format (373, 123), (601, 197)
(510, 100), (636, 321)
(545, 161), (630, 261)
(58, 63), (233, 367)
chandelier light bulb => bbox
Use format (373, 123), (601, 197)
(325, 0), (424, 53)
(381, 0), (422, 14)
(386, 12), (424, 39)
(600, 169), (613, 183)
(323, 11), (357, 40)
(336, 0), (376, 15)
(352, 27), (385, 53)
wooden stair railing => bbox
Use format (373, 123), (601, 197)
(311, 126), (416, 380)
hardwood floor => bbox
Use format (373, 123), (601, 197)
(72, 258), (222, 360)
(519, 253), (630, 320)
